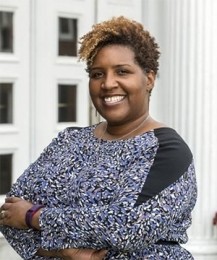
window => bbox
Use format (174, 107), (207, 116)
(0, 83), (13, 123)
(58, 84), (77, 122)
(0, 11), (13, 53)
(58, 17), (77, 56)
(0, 154), (12, 194)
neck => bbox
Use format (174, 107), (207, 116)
(101, 115), (150, 141)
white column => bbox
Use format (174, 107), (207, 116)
(143, 0), (217, 259)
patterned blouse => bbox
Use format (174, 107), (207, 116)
(0, 125), (197, 260)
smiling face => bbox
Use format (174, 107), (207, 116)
(89, 44), (155, 125)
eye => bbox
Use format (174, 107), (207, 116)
(117, 69), (129, 75)
(89, 71), (104, 79)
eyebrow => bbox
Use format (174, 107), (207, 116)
(90, 64), (132, 70)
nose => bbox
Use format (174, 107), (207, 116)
(101, 72), (118, 89)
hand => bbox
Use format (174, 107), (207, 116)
(0, 197), (33, 229)
(61, 248), (108, 260)
(37, 248), (108, 260)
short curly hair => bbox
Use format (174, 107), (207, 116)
(78, 16), (160, 74)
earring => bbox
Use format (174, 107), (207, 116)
(95, 109), (98, 117)
(147, 89), (152, 94)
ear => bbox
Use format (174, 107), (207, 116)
(146, 70), (156, 92)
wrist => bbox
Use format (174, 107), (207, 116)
(25, 204), (44, 230)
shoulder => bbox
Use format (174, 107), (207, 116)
(152, 127), (194, 178)
(153, 127), (193, 164)
(40, 126), (94, 155)
(57, 125), (94, 140)
(136, 127), (194, 204)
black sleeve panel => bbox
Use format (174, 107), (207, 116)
(67, 127), (83, 130)
(135, 128), (193, 206)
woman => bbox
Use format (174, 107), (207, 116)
(0, 16), (197, 259)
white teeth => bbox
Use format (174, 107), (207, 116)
(104, 96), (124, 103)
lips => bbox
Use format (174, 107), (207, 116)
(104, 95), (125, 104)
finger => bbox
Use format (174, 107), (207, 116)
(0, 210), (10, 227)
(5, 197), (23, 203)
(0, 202), (6, 210)
(1, 202), (12, 211)
(0, 217), (4, 226)
(0, 210), (9, 227)
(0, 210), (6, 219)
(92, 249), (108, 260)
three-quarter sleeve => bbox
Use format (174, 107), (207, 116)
(0, 129), (69, 260)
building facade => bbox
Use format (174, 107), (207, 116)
(0, 0), (217, 259)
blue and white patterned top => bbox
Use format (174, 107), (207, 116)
(0, 125), (197, 259)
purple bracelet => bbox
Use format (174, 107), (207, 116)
(25, 204), (44, 229)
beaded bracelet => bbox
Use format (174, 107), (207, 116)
(25, 204), (44, 229)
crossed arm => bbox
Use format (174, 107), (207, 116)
(0, 167), (196, 259)
(0, 197), (107, 260)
